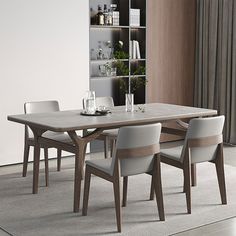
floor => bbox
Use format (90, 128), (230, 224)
(0, 144), (235, 236)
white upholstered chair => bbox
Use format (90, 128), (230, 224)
(23, 101), (72, 186)
(82, 124), (165, 232)
(151, 116), (227, 214)
(84, 96), (118, 159)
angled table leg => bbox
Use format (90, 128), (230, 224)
(30, 127), (46, 194)
(68, 128), (103, 213)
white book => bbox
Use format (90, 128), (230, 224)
(135, 41), (141, 59)
(129, 41), (133, 59)
(132, 40), (136, 59)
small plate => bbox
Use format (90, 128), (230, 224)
(80, 110), (110, 116)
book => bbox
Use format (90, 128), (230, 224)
(132, 40), (136, 59)
(129, 41), (133, 59)
(135, 41), (141, 59)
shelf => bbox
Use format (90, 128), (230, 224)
(90, 75), (129, 80)
(90, 25), (129, 29)
(130, 75), (146, 78)
(91, 59), (129, 63)
(130, 26), (146, 29)
(130, 59), (146, 62)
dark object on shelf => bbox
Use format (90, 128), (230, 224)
(97, 5), (105, 25)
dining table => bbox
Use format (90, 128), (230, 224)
(7, 103), (217, 213)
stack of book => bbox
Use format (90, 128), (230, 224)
(129, 40), (141, 59)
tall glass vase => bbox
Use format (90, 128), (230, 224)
(125, 93), (134, 112)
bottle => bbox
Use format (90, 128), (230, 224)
(103, 4), (108, 25)
(97, 5), (104, 25)
(107, 9), (113, 25)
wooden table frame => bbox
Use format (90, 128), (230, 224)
(8, 103), (217, 213)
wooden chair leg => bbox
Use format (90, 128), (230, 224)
(191, 164), (197, 186)
(153, 154), (165, 221)
(183, 163), (191, 214)
(215, 144), (227, 204)
(22, 143), (30, 177)
(57, 149), (62, 171)
(122, 176), (128, 207)
(44, 148), (49, 187)
(110, 139), (115, 157)
(104, 137), (109, 159)
(150, 175), (154, 200)
(113, 178), (122, 232)
(82, 166), (91, 216)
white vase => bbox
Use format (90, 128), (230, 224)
(125, 93), (134, 112)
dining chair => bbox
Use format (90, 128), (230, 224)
(23, 100), (72, 186)
(82, 124), (165, 232)
(151, 116), (226, 214)
(83, 96), (118, 159)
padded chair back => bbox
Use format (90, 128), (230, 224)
(96, 97), (114, 109)
(111, 124), (162, 176)
(181, 116), (225, 163)
(24, 100), (60, 138)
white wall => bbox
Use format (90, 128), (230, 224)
(0, 0), (89, 165)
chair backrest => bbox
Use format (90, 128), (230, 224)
(82, 96), (114, 110)
(95, 96), (114, 109)
(24, 100), (60, 138)
(110, 123), (162, 177)
(180, 116), (225, 163)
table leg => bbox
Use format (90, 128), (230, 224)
(30, 127), (45, 194)
(33, 136), (40, 194)
(73, 140), (86, 212)
(68, 129), (103, 212)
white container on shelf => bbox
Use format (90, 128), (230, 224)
(130, 9), (140, 26)
(112, 11), (120, 25)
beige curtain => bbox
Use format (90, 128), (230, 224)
(194, 0), (236, 144)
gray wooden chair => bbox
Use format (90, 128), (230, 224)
(151, 116), (226, 214)
(84, 96), (118, 159)
(23, 100), (72, 186)
(82, 124), (165, 232)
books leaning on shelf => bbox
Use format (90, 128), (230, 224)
(130, 40), (141, 59)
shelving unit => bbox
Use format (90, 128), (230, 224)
(89, 0), (146, 106)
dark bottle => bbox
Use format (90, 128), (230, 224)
(97, 5), (104, 25)
(103, 4), (108, 25)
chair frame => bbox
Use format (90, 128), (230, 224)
(22, 125), (62, 186)
(150, 134), (227, 213)
(82, 144), (165, 232)
(22, 101), (63, 185)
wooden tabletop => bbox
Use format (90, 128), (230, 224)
(7, 103), (217, 132)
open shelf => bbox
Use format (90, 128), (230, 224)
(89, 0), (146, 106)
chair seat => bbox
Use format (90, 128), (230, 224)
(43, 132), (72, 143)
(86, 158), (112, 175)
(102, 129), (118, 137)
(161, 144), (183, 162)
(29, 132), (72, 144)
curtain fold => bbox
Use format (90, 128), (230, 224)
(195, 0), (236, 144)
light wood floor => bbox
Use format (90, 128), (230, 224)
(0, 144), (235, 236)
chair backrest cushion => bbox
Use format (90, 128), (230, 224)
(95, 97), (114, 109)
(111, 123), (162, 176)
(181, 116), (225, 163)
(24, 100), (60, 138)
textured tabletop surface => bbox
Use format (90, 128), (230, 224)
(8, 103), (217, 132)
